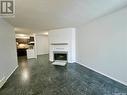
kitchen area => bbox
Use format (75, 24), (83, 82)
(16, 34), (37, 59)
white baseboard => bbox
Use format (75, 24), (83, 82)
(0, 65), (18, 88)
(0, 77), (6, 88)
(77, 62), (127, 86)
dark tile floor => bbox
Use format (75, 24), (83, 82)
(0, 55), (127, 95)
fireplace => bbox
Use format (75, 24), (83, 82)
(52, 51), (68, 66)
(54, 52), (67, 61)
(49, 28), (76, 63)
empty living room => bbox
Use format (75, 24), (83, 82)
(0, 0), (127, 95)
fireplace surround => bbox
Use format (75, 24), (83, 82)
(49, 28), (76, 63)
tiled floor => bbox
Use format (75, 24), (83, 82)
(0, 55), (127, 95)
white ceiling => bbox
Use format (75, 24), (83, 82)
(5, 0), (127, 33)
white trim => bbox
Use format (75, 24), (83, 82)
(0, 65), (18, 88)
(6, 65), (18, 81)
(77, 62), (127, 86)
(0, 77), (6, 88)
(37, 53), (48, 55)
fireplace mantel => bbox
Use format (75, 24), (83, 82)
(51, 43), (68, 45)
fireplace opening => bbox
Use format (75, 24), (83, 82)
(54, 52), (67, 61)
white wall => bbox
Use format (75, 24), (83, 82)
(0, 18), (18, 87)
(35, 35), (48, 55)
(76, 7), (127, 85)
